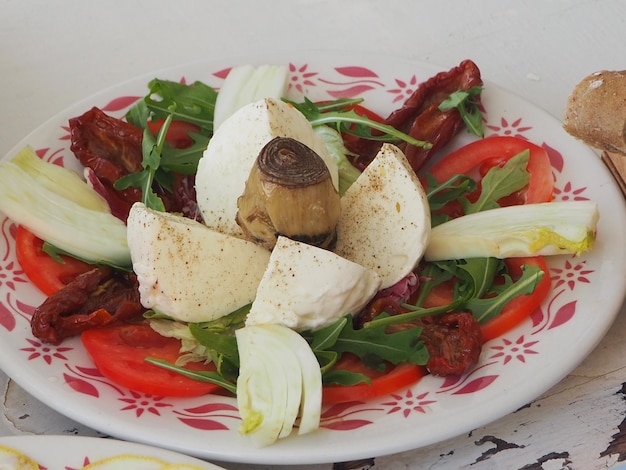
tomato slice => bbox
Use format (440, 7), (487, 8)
(427, 135), (554, 204)
(15, 225), (95, 296)
(480, 256), (551, 342)
(81, 322), (222, 397)
(146, 119), (201, 149)
(322, 353), (425, 404)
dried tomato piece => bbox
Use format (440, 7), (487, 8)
(31, 267), (146, 344)
(69, 107), (144, 184)
(347, 59), (483, 173)
(69, 107), (144, 219)
(419, 312), (483, 376)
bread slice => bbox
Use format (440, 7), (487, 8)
(563, 70), (626, 154)
(564, 70), (626, 197)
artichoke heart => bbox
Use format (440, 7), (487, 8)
(236, 136), (341, 250)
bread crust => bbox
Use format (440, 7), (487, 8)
(563, 70), (626, 153)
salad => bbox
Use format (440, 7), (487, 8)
(0, 60), (599, 447)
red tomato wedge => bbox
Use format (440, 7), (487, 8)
(15, 225), (95, 296)
(81, 323), (222, 397)
(426, 135), (554, 204)
(480, 256), (551, 342)
(322, 353), (425, 404)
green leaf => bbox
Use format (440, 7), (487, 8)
(322, 369), (371, 387)
(467, 264), (544, 323)
(457, 257), (503, 299)
(114, 123), (170, 211)
(125, 99), (150, 128)
(119, 79), (218, 210)
(283, 97), (432, 149)
(185, 305), (250, 374)
(195, 303), (250, 332)
(41, 241), (132, 272)
(317, 317), (428, 369)
(190, 324), (239, 363)
(438, 86), (484, 137)
(425, 173), (478, 226)
(409, 260), (457, 308)
(461, 150), (531, 215)
(303, 315), (428, 375)
(145, 357), (237, 394)
(159, 131), (211, 174)
(138, 79), (217, 133)
(308, 316), (348, 351)
(315, 350), (339, 375)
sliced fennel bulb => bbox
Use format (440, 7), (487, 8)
(236, 323), (322, 446)
(0, 146), (131, 266)
(213, 64), (289, 130)
(424, 200), (599, 261)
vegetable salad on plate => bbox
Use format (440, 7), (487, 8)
(0, 60), (599, 447)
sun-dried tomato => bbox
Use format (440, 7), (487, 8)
(346, 59), (483, 173)
(30, 267), (146, 344)
(419, 312), (483, 376)
(69, 106), (144, 217)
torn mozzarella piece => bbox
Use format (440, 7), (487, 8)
(127, 202), (270, 323)
(334, 143), (431, 289)
(246, 236), (381, 331)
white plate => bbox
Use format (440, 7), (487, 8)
(0, 435), (222, 468)
(0, 52), (625, 465)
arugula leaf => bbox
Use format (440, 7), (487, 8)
(365, 255), (541, 330)
(425, 173), (477, 226)
(308, 316), (348, 351)
(132, 79), (216, 132)
(461, 150), (531, 214)
(184, 305), (250, 378)
(283, 97), (432, 149)
(303, 315), (429, 372)
(114, 121), (171, 211)
(322, 368), (372, 387)
(457, 257), (502, 299)
(145, 358), (237, 394)
(41, 241), (132, 272)
(409, 260), (457, 309)
(425, 173), (477, 210)
(467, 264), (544, 323)
(438, 86), (484, 137)
(189, 324), (239, 365)
(119, 79), (218, 210)
(159, 131), (211, 174)
(195, 303), (250, 333)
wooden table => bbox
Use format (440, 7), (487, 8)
(1, 1), (626, 468)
